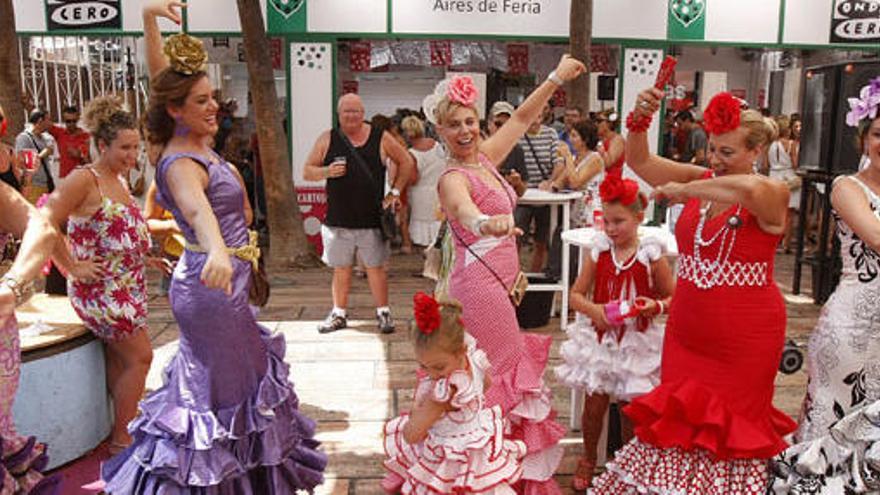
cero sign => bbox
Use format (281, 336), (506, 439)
(46, 0), (121, 31)
(831, 0), (880, 43)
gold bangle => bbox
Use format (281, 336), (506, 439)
(0, 274), (35, 307)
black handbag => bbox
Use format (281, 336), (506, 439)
(379, 206), (398, 242)
(335, 129), (398, 241)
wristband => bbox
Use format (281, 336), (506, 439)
(468, 214), (490, 236)
(626, 111), (653, 133)
(656, 299), (665, 314)
(547, 70), (563, 86)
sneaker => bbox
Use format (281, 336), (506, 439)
(377, 311), (395, 334)
(318, 312), (347, 334)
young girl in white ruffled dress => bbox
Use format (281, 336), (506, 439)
(383, 293), (526, 494)
(555, 175), (675, 490)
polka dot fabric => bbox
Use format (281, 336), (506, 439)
(590, 439), (770, 494)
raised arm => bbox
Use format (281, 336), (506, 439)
(626, 87), (707, 187)
(654, 173), (789, 234)
(0, 182), (58, 288)
(165, 158), (233, 294)
(831, 177), (880, 253)
(481, 55), (585, 166)
(143, 0), (186, 79)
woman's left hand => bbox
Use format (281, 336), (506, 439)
(554, 55), (587, 83)
(0, 287), (14, 329)
(652, 182), (690, 205)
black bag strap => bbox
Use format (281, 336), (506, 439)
(523, 134), (551, 180)
(334, 128), (384, 199)
(26, 132), (55, 191)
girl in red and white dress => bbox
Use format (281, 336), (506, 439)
(383, 293), (526, 494)
(555, 175), (674, 490)
(589, 91), (797, 493)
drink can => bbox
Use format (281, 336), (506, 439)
(592, 210), (604, 230)
(20, 149), (37, 171)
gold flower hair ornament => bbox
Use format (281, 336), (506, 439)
(164, 34), (208, 75)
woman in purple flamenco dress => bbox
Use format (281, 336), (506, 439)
(101, 2), (327, 492)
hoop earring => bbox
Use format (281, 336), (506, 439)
(174, 115), (190, 137)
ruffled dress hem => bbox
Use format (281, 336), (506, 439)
(488, 334), (566, 489)
(589, 438), (771, 495)
(625, 378), (796, 461)
(382, 409), (527, 494)
(555, 319), (662, 402)
(0, 436), (62, 495)
(101, 327), (327, 493)
(769, 398), (880, 494)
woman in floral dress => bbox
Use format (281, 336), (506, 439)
(0, 153), (63, 493)
(43, 96), (153, 454)
(769, 78), (880, 494)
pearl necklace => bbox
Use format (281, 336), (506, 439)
(449, 157), (482, 169)
(692, 201), (743, 289)
(610, 243), (638, 275)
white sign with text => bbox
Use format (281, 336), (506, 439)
(393, 0), (571, 36)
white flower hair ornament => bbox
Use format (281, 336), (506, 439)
(846, 76), (880, 129)
(422, 75), (479, 125)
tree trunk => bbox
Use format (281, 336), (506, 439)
(236, 0), (318, 269)
(569, 0), (592, 113)
(0, 0), (25, 146)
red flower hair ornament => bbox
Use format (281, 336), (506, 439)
(413, 292), (441, 335)
(702, 92), (744, 136)
(599, 176), (641, 206)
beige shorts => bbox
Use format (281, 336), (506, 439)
(321, 226), (390, 268)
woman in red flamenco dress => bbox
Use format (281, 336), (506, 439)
(589, 90), (797, 494)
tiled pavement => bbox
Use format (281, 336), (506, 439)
(56, 251), (821, 494)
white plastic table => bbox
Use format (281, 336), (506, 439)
(517, 189), (584, 319)
(560, 225), (679, 432)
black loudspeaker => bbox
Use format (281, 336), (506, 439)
(799, 65), (837, 173)
(597, 75), (616, 101)
(800, 60), (880, 174)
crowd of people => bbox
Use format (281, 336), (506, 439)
(0, 0), (878, 493)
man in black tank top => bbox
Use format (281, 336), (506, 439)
(303, 94), (415, 334)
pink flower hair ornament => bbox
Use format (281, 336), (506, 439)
(846, 76), (880, 128)
(422, 75), (480, 125)
(447, 75), (478, 107)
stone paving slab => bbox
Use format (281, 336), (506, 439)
(118, 251), (821, 493)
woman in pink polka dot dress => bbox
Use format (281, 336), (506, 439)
(431, 55), (586, 495)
